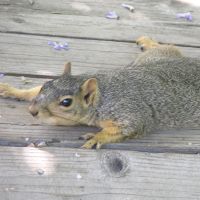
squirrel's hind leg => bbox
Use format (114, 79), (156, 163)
(134, 36), (182, 65)
(136, 36), (182, 56)
(0, 83), (42, 101)
(136, 36), (160, 51)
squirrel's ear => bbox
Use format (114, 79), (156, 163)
(80, 78), (98, 106)
(62, 62), (71, 75)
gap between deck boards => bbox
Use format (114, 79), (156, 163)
(3, 72), (58, 79)
(2, 30), (200, 49)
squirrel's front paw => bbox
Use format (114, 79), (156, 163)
(81, 133), (108, 149)
(136, 36), (160, 51)
(0, 83), (13, 98)
(81, 129), (126, 149)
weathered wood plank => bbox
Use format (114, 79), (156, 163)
(1, 122), (200, 153)
(0, 33), (199, 76)
(0, 32), (136, 76)
(0, 0), (200, 46)
(3, 0), (200, 21)
(1, 75), (200, 153)
(0, 147), (200, 200)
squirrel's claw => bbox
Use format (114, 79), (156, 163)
(81, 138), (100, 149)
(81, 130), (110, 149)
(79, 133), (95, 140)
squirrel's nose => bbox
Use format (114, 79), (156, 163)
(29, 101), (39, 117)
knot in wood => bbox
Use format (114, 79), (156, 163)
(101, 151), (129, 177)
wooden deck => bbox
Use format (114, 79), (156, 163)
(0, 0), (200, 199)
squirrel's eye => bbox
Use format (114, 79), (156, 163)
(60, 98), (73, 107)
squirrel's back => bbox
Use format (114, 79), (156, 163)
(97, 57), (200, 134)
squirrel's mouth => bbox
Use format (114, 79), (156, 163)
(33, 108), (81, 126)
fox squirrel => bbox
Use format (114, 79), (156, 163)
(0, 36), (200, 149)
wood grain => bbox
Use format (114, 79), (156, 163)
(0, 0), (200, 46)
(1, 122), (200, 153)
(0, 32), (136, 76)
(1, 1), (200, 199)
(0, 147), (200, 200)
(0, 33), (199, 77)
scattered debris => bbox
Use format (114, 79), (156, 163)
(0, 115), (2, 118)
(176, 12), (192, 21)
(188, 142), (192, 146)
(121, 3), (135, 12)
(0, 73), (4, 78)
(25, 137), (30, 142)
(37, 169), (45, 175)
(76, 174), (82, 179)
(21, 76), (32, 84)
(34, 140), (47, 147)
(106, 11), (120, 20)
(48, 41), (69, 51)
(48, 41), (56, 46)
(51, 138), (60, 143)
(46, 138), (61, 145)
(75, 152), (80, 158)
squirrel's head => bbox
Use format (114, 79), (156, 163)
(28, 63), (99, 126)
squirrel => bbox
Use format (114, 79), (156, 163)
(0, 36), (200, 149)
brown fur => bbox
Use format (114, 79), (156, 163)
(1, 37), (200, 149)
